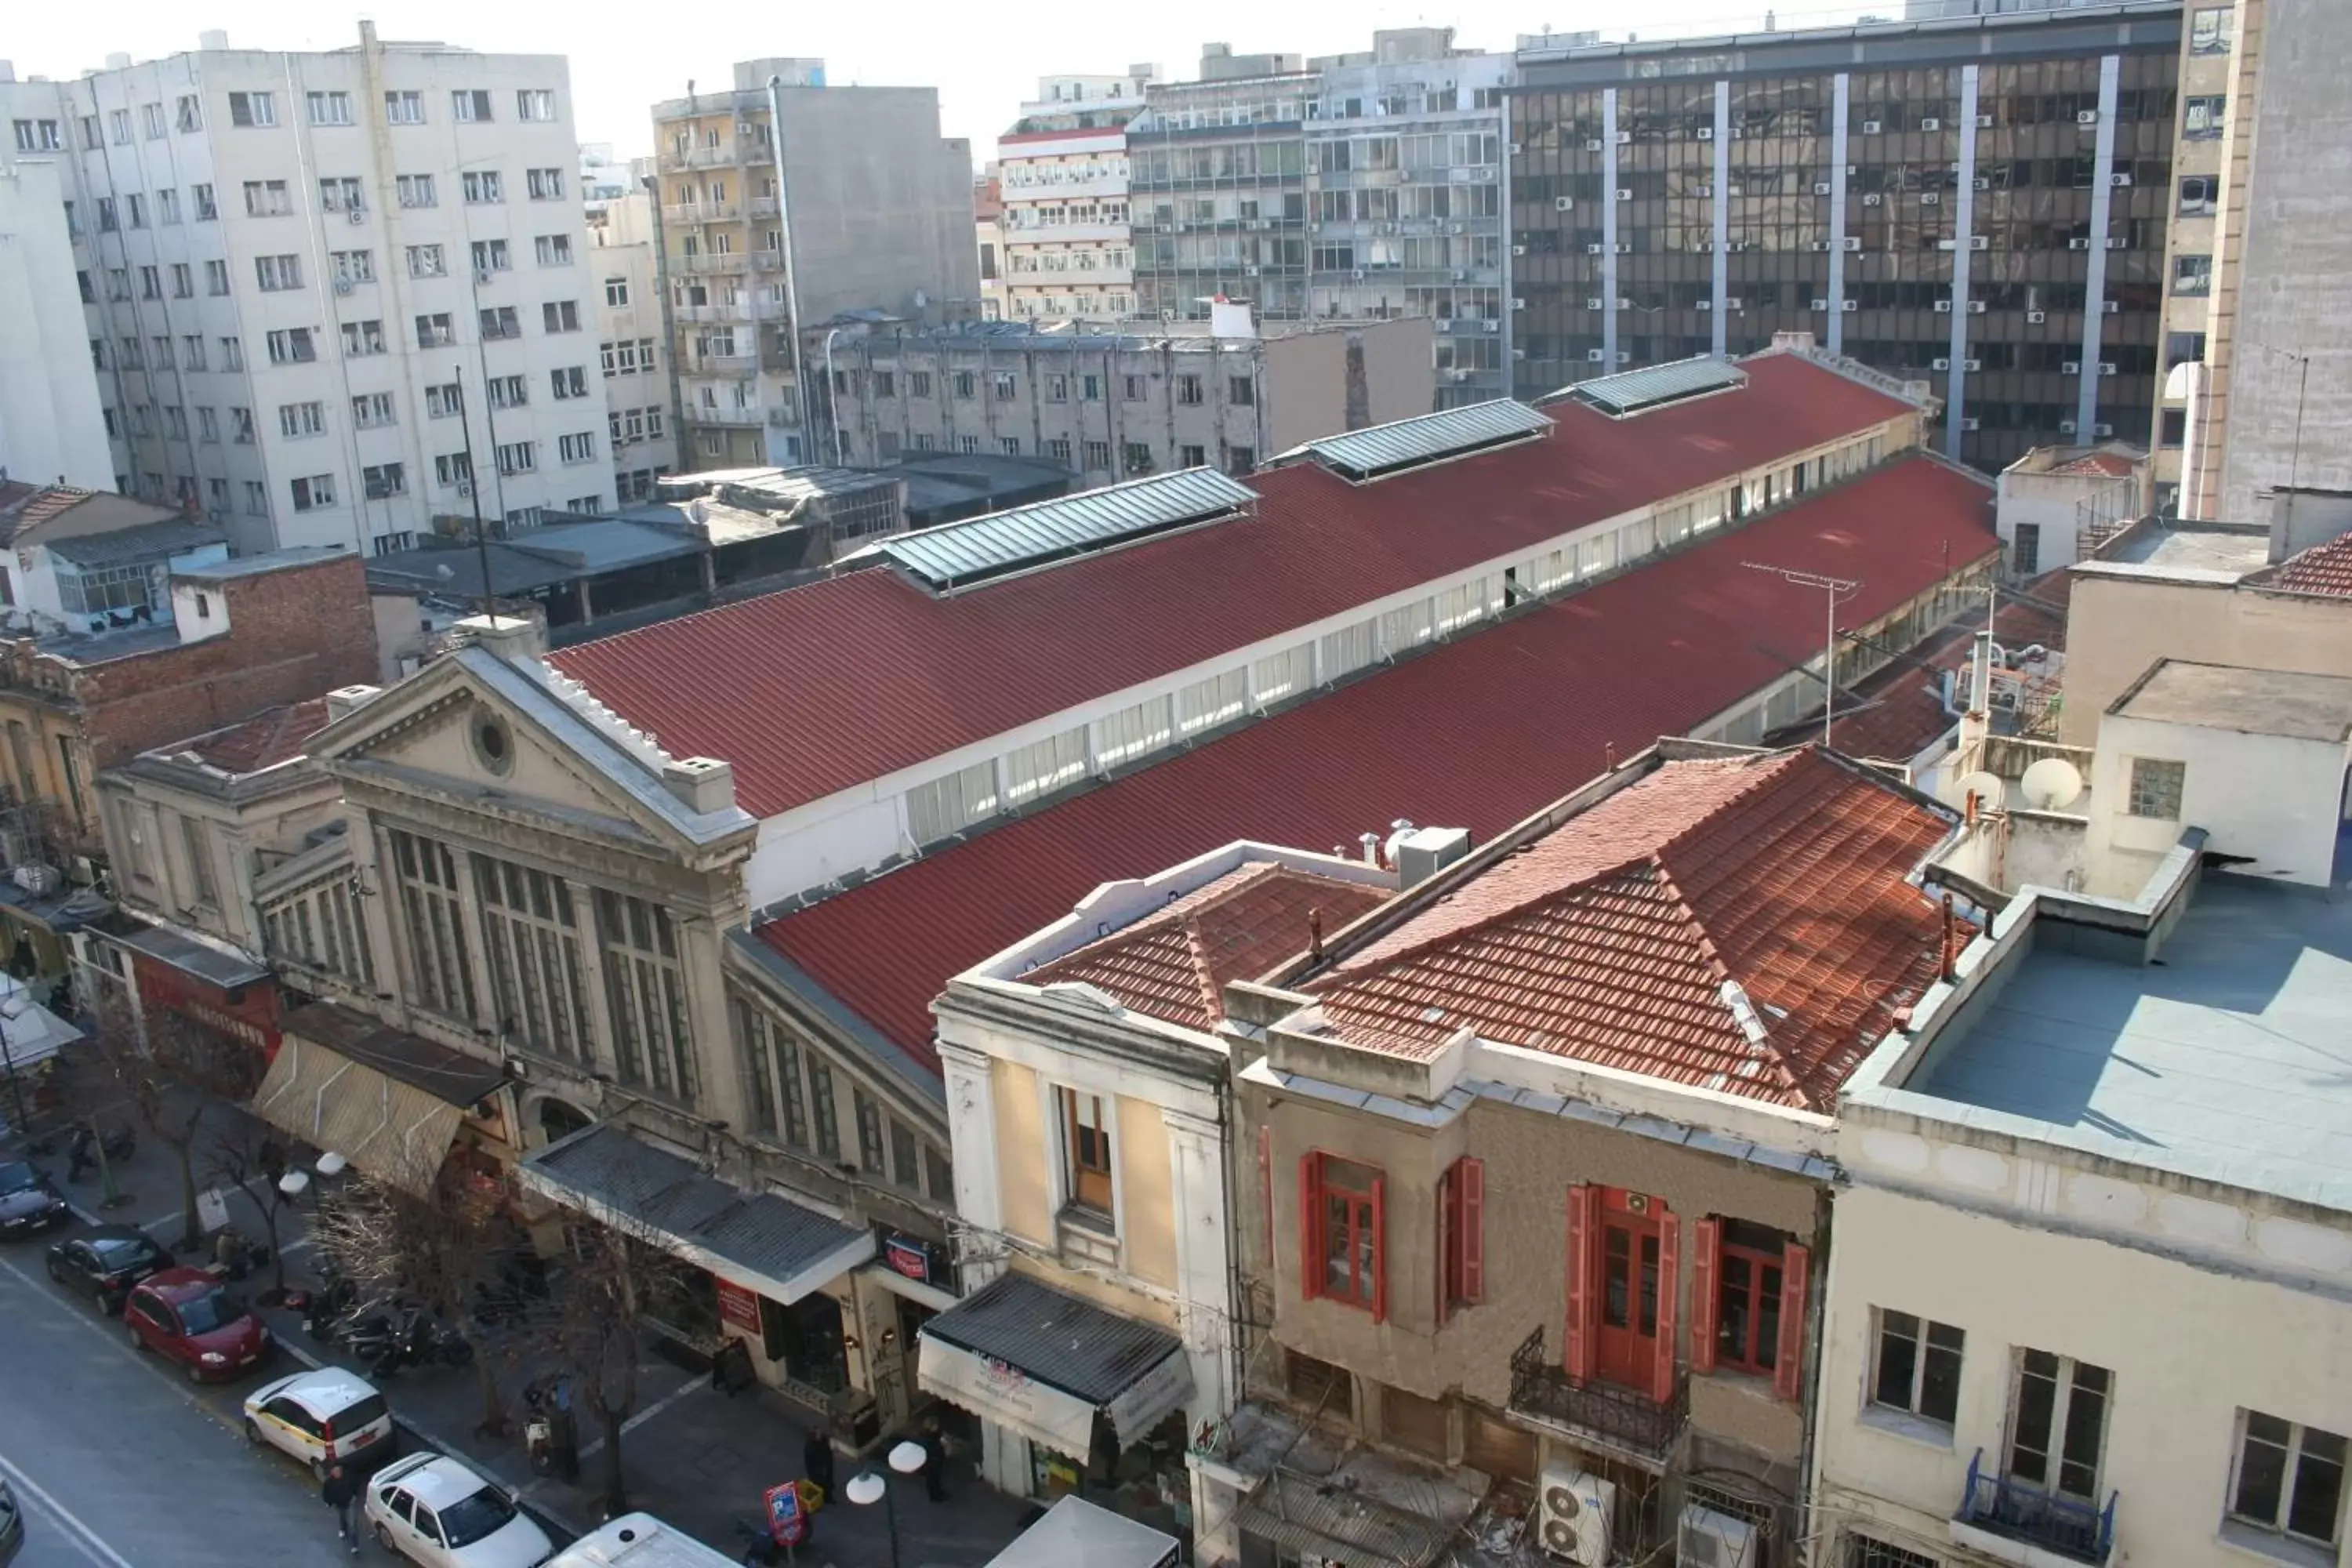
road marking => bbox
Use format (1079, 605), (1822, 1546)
(523, 1371), (710, 1506)
(0, 1413), (141, 1568)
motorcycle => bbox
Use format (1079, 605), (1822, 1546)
(393, 1305), (474, 1370)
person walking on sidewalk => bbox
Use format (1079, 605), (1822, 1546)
(802, 1425), (836, 1504)
(321, 1461), (360, 1555)
(917, 1416), (948, 1503)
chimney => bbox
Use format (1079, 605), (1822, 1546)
(452, 612), (546, 663)
(1395, 826), (1472, 888)
(662, 757), (737, 815)
(0, 62), (15, 85)
(1939, 893), (1958, 982)
(325, 684), (383, 723)
(1308, 909), (1324, 961)
(197, 29), (229, 50)
(105, 53), (132, 71)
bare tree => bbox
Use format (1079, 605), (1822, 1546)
(202, 1114), (297, 1298)
(85, 993), (260, 1246)
(532, 1215), (686, 1519)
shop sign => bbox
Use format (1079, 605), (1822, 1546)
(882, 1230), (946, 1287)
(715, 1276), (763, 1334)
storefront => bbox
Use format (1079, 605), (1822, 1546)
(919, 1272), (1196, 1540)
(107, 918), (282, 1062)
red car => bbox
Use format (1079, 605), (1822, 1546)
(122, 1268), (272, 1382)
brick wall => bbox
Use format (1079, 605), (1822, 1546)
(64, 554), (381, 770)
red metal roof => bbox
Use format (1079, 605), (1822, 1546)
(2269, 531), (2352, 599)
(160, 699), (331, 775)
(1028, 862), (1390, 1032)
(1824, 569), (2070, 762)
(1307, 750), (1962, 1109)
(550, 354), (1911, 818)
(757, 455), (1994, 1072)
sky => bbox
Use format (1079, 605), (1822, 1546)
(5, 0), (1874, 165)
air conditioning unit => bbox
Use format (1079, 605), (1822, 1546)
(1615, 297), (1631, 309)
(2068, 238), (2092, 250)
(1508, 143), (1523, 155)
(474, 268), (495, 286)
(1861, 120), (1882, 135)
(1697, 299), (1713, 311)
(2103, 299), (2120, 314)
(1970, 235), (1990, 250)
(2059, 419), (2079, 435)
(2077, 109), (2100, 125)
(1586, 297), (1606, 310)
(2095, 422), (2114, 437)
(455, 479), (474, 496)
(1585, 138), (1605, 152)
(1617, 243), (1632, 254)
(1587, 242), (1606, 255)
(1539, 1465), (1616, 1566)
(1962, 416), (1981, 430)
(1921, 117), (1943, 132)
(1811, 297), (1830, 311)
(1968, 299), (1986, 314)
(1922, 191), (1941, 205)
(1973, 176), (1991, 191)
(1863, 193), (1882, 207)
(1512, 296), (1527, 310)
(1452, 269), (1469, 281)
(1350, 269), (1366, 281)
(1843, 236), (1862, 252)
(1587, 348), (1607, 363)
(333, 278), (354, 296)
(1616, 350), (1631, 363)
(1938, 238), (1957, 252)
(1615, 188), (1632, 201)
(1842, 299), (1860, 312)
(1808, 240), (1830, 252)
(2026, 310), (2047, 324)
(1512, 244), (1529, 256)
(1932, 356), (1951, 371)
(2105, 237), (2127, 249)
(346, 206), (366, 225)
(1697, 125), (1715, 141)
(1555, 196), (1576, 212)
(1977, 114), (1994, 129)
(1617, 131), (1632, 145)
(2099, 361), (2118, 376)
(1813, 182), (1832, 196)
(2111, 172), (2133, 187)
(1678, 1504), (1759, 1568)
(1244, 264), (1259, 276)
(1511, 347), (1527, 360)
(1725, 297), (1743, 310)
(1965, 357), (1982, 371)
(1448, 368), (1471, 382)
(1934, 299), (1955, 314)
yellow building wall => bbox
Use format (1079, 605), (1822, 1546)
(1117, 1097), (1177, 1291)
(993, 1058), (1051, 1245)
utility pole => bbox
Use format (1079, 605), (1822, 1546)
(1744, 562), (1862, 748)
(453, 365), (495, 619)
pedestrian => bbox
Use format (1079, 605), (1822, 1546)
(918, 1415), (948, 1504)
(802, 1424), (836, 1504)
(321, 1461), (359, 1555)
(66, 1126), (94, 1183)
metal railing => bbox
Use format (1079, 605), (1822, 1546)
(1507, 1327), (1689, 1461)
(1957, 1449), (2117, 1566)
(678, 253), (750, 275)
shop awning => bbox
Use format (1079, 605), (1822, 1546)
(917, 1272), (1195, 1465)
(107, 919), (269, 991)
(0, 974), (83, 1071)
(517, 1122), (873, 1305)
(250, 1003), (505, 1196)
(984, 1496), (1179, 1568)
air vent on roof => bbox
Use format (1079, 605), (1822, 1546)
(853, 467), (1258, 593)
(1556, 356), (1748, 419)
(1277, 400), (1552, 483)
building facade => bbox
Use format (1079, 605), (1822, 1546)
(4, 26), (620, 554)
(1508, 3), (2181, 470)
(586, 185), (679, 503)
(818, 316), (1436, 481)
(0, 79), (113, 491)
(996, 71), (1152, 323)
(650, 59), (981, 470)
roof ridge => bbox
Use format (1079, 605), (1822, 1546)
(1318, 849), (1660, 988)
(1644, 857), (1811, 1105)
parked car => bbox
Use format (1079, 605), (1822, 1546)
(0, 1475), (22, 1565)
(363, 1453), (552, 1568)
(0, 1160), (68, 1239)
(45, 1225), (174, 1313)
(242, 1367), (396, 1480)
(122, 1268), (271, 1381)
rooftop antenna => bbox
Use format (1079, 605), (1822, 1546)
(1744, 561), (1862, 747)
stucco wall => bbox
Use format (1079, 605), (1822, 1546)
(2059, 575), (2352, 746)
(992, 1056), (1051, 1244)
(2089, 713), (2350, 887)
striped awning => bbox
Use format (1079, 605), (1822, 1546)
(249, 1033), (479, 1196)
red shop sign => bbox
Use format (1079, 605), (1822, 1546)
(715, 1276), (762, 1334)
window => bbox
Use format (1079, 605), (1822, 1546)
(1302, 1154), (1384, 1316)
(1000, 437), (1022, 456)
(96, 197), (118, 233)
(496, 440), (535, 475)
(170, 263), (193, 299)
(139, 266), (161, 299)
(142, 103), (166, 140)
(550, 366), (587, 401)
(107, 111), (129, 146)
(1229, 446), (1256, 476)
(2013, 522), (2042, 576)
(2160, 408), (2189, 448)
(278, 401), (326, 438)
(462, 169), (503, 205)
(197, 407), (219, 443)
(1179, 444), (1207, 469)
(342, 319), (387, 358)
(230, 407), (254, 442)
(517, 89), (556, 122)
(2174, 254), (2214, 297)
(471, 856), (593, 1062)
(1084, 439), (1112, 471)
(525, 167), (564, 200)
(1123, 441), (1153, 475)
(389, 831), (477, 1018)
(125, 194), (147, 229)
(426, 383), (463, 419)
(416, 312), (454, 348)
(539, 301), (580, 334)
(256, 253), (303, 291)
(385, 90), (424, 125)
(1124, 374), (1147, 401)
(1700, 1219), (1791, 1377)
(536, 234), (572, 267)
(2125, 757), (2185, 819)
(205, 260), (230, 296)
(909, 371), (933, 398)
(407, 245), (446, 279)
(481, 307), (521, 339)
(852, 1089), (887, 1176)
(1177, 375), (1203, 405)
(244, 481), (268, 516)
(1229, 375), (1255, 406)
(11, 118), (63, 153)
(487, 374), (528, 408)
(2190, 5), (2231, 51)
(352, 392), (397, 429)
(434, 452), (473, 487)
(157, 188), (182, 224)
(361, 462), (406, 498)
(332, 249), (375, 285)
(1842, 1536), (1939, 1568)
(307, 90), (353, 125)
(265, 328), (316, 365)
(227, 92), (277, 128)
(452, 89), (493, 123)
(992, 372), (1017, 401)
(396, 174), (436, 209)
(2230, 1412), (2346, 1550)
(2183, 96), (2227, 139)
(1437, 1156), (1484, 1314)
(2008, 1350), (2111, 1501)
(2179, 175), (2217, 216)
(1059, 1087), (1113, 1213)
(559, 431), (597, 464)
(602, 277), (629, 307)
(595, 891), (694, 1103)
(290, 474), (336, 512)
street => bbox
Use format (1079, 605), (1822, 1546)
(0, 1245), (355, 1567)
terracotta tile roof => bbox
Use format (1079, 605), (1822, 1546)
(160, 699), (331, 774)
(1028, 862), (1391, 1031)
(757, 455), (1995, 1070)
(548, 354), (1911, 818)
(1824, 571), (2069, 762)
(2048, 452), (2137, 479)
(1308, 750), (1961, 1109)
(0, 486), (96, 543)
(0, 481), (38, 518)
(2268, 532), (2352, 598)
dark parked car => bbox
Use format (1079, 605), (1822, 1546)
(46, 1225), (175, 1313)
(0, 1475), (22, 1565)
(0, 1160), (68, 1239)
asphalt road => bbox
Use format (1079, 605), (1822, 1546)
(0, 1241), (359, 1567)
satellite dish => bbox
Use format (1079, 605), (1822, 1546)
(2020, 757), (2085, 810)
(1954, 770), (2005, 815)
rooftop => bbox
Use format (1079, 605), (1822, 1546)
(2111, 659), (2352, 743)
(2093, 520), (2272, 578)
(758, 455), (1996, 1067)
(1820, 572), (2069, 762)
(365, 521), (699, 599)
(1916, 877), (2352, 1210)
(45, 518), (225, 568)
(1305, 750), (1961, 1109)
(550, 352), (1915, 819)
(2263, 529), (2352, 598)
(1029, 861), (1392, 1032)
(172, 546), (352, 582)
(149, 699), (331, 775)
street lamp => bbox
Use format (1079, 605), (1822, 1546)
(844, 1439), (929, 1568)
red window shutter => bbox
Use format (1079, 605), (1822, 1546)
(1298, 1154), (1321, 1301)
(1564, 1185), (1598, 1383)
(1690, 1217), (1722, 1376)
(1370, 1174), (1388, 1324)
(1774, 1240), (1811, 1403)
(1651, 1204), (1679, 1405)
(1460, 1157), (1486, 1305)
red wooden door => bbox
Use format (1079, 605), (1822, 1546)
(1594, 1206), (1664, 1390)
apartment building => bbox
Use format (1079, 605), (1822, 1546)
(975, 168), (1004, 320)
(818, 315), (1436, 480)
(1127, 33), (1515, 402)
(650, 59), (980, 470)
(1508, 3), (2181, 471)
(0, 72), (112, 490)
(996, 70), (1152, 322)
(586, 183), (680, 503)
(2162, 0), (2352, 521)
(5, 26), (619, 554)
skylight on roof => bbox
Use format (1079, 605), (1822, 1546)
(1277, 400), (1552, 482)
(855, 467), (1258, 593)
(1558, 357), (1749, 419)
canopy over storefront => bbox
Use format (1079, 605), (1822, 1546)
(249, 1001), (505, 1196)
(917, 1272), (1194, 1465)
(984, 1495), (1179, 1568)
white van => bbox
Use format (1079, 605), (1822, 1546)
(540, 1514), (739, 1567)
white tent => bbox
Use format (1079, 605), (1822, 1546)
(984, 1497), (1179, 1568)
(0, 971), (82, 1072)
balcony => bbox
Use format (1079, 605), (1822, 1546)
(748, 196), (780, 220)
(665, 201), (742, 225)
(1951, 1450), (2117, 1568)
(1507, 1327), (1689, 1465)
(659, 144), (736, 173)
(693, 405), (765, 427)
(678, 252), (750, 276)
(692, 350), (757, 372)
(750, 249), (784, 273)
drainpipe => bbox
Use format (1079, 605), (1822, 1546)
(823, 328), (844, 466)
(764, 76), (815, 459)
(644, 175), (688, 470)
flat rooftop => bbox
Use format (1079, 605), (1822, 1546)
(2112, 659), (2352, 742)
(2098, 521), (2271, 576)
(1920, 878), (2352, 1210)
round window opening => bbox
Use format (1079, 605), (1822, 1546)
(474, 715), (513, 772)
